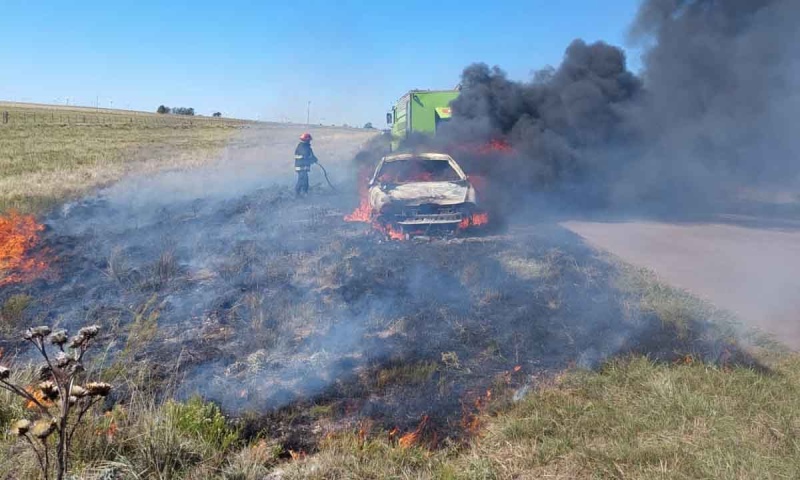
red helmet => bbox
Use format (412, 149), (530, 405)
(300, 133), (312, 142)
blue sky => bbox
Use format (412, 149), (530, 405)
(0, 0), (643, 126)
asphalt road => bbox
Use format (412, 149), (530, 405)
(563, 219), (800, 348)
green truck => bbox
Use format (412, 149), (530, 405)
(386, 89), (460, 151)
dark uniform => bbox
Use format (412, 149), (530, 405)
(294, 141), (318, 195)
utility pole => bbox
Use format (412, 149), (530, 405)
(306, 101), (311, 126)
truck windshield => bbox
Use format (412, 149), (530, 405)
(377, 159), (461, 183)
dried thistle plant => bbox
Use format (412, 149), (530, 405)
(0, 324), (112, 480)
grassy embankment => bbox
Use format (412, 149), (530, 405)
(0, 102), (251, 214)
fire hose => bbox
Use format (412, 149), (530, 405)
(315, 162), (337, 191)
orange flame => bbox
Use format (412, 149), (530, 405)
(344, 197), (372, 223)
(357, 419), (373, 443)
(95, 411), (118, 442)
(398, 415), (429, 449)
(479, 139), (513, 154)
(381, 223), (406, 241)
(289, 449), (307, 461)
(458, 211), (490, 230)
(24, 386), (55, 410)
(398, 431), (419, 449)
(343, 183), (408, 240)
(0, 211), (48, 286)
(461, 389), (493, 435)
(450, 139), (513, 156)
(344, 171), (374, 224)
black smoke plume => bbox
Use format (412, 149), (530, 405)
(436, 0), (800, 214)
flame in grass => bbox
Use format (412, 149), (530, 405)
(24, 386), (56, 410)
(289, 449), (307, 461)
(95, 411), (118, 442)
(344, 172), (374, 224)
(344, 196), (372, 223)
(343, 177), (407, 240)
(398, 415), (429, 449)
(0, 211), (48, 286)
(461, 389), (493, 435)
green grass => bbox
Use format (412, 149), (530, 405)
(280, 356), (800, 480)
(0, 102), (249, 214)
(372, 361), (439, 390)
(0, 293), (32, 332)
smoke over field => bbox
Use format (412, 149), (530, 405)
(0, 122), (757, 453)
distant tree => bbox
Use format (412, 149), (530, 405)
(157, 105), (170, 114)
(212, 112), (222, 118)
(172, 107), (195, 116)
(363, 122), (374, 129)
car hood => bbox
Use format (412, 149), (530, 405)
(376, 181), (470, 206)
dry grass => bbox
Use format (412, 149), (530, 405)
(1, 105), (797, 477)
(1, 254), (798, 479)
(0, 102), (249, 214)
(280, 356), (800, 480)
(277, 260), (800, 479)
(3, 352), (794, 479)
(0, 293), (32, 332)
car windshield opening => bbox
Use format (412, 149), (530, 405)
(377, 158), (461, 183)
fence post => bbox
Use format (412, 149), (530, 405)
(2, 111), (7, 124)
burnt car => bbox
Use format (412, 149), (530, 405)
(367, 152), (480, 234)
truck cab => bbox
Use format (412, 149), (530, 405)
(386, 89), (460, 151)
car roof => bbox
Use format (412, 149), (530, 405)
(382, 152), (454, 162)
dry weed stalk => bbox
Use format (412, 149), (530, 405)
(0, 324), (112, 480)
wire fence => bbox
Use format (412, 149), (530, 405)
(0, 110), (233, 127)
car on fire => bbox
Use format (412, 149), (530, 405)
(367, 152), (482, 234)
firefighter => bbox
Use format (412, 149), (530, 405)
(294, 132), (318, 196)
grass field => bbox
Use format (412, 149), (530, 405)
(2, 264), (796, 479)
(0, 102), (251, 214)
(1, 106), (798, 479)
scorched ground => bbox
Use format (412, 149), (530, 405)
(0, 126), (755, 451)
